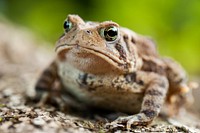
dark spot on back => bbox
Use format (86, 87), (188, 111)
(78, 73), (88, 86)
(131, 37), (136, 44)
(142, 59), (165, 75)
(123, 35), (128, 40)
(125, 72), (136, 83)
(82, 73), (88, 85)
(115, 43), (127, 60)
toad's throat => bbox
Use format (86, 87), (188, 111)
(56, 44), (129, 67)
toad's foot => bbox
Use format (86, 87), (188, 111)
(108, 113), (153, 129)
(34, 88), (67, 111)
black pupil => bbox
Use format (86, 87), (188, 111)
(108, 29), (117, 37)
(104, 27), (117, 38)
(64, 21), (70, 29)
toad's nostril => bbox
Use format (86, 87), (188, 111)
(86, 30), (92, 34)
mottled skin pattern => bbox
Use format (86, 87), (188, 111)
(35, 15), (192, 128)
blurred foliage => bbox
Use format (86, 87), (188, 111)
(0, 0), (200, 74)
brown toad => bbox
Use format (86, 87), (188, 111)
(35, 14), (193, 128)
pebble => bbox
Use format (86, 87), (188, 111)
(32, 117), (46, 126)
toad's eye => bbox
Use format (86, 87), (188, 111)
(101, 26), (118, 42)
(63, 20), (72, 32)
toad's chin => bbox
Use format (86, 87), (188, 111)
(56, 45), (134, 74)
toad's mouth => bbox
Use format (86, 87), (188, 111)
(55, 44), (130, 70)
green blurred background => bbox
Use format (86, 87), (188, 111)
(0, 0), (200, 75)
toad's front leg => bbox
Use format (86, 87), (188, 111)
(35, 61), (84, 110)
(34, 61), (62, 106)
(110, 71), (169, 128)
